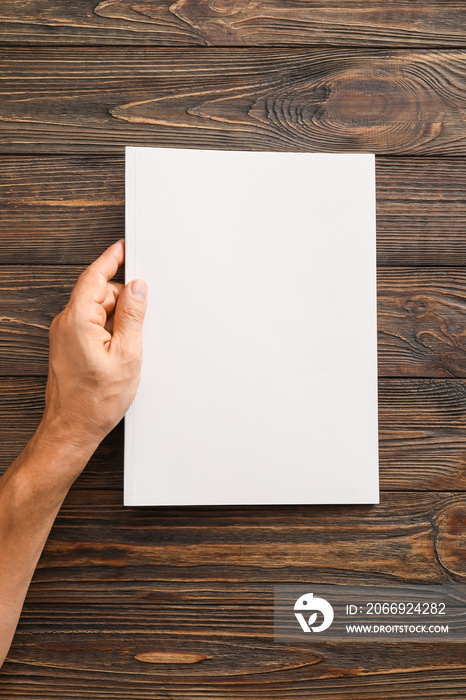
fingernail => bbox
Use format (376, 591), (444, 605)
(131, 279), (147, 301)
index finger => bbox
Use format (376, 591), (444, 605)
(71, 239), (125, 305)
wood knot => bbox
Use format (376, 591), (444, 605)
(404, 296), (429, 317)
(434, 500), (466, 577)
(135, 651), (208, 664)
(207, 0), (260, 15)
(311, 67), (445, 151)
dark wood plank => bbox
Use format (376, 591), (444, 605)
(3, 610), (466, 699)
(2, 156), (466, 266)
(15, 489), (466, 586)
(377, 158), (466, 266)
(3, 266), (466, 376)
(2, 377), (466, 491)
(377, 268), (466, 377)
(0, 267), (71, 374)
(379, 378), (466, 491)
(1, 48), (466, 154)
(0, 0), (466, 48)
(6, 488), (459, 698)
(4, 621), (466, 700)
(0, 155), (125, 264)
(2, 666), (466, 700)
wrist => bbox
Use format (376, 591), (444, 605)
(2, 421), (96, 522)
(13, 415), (100, 502)
(37, 411), (101, 462)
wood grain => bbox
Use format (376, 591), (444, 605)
(4, 620), (466, 700)
(377, 158), (466, 266)
(0, 155), (125, 264)
(2, 155), (466, 266)
(1, 48), (466, 154)
(4, 266), (466, 376)
(4, 613), (466, 697)
(2, 7), (466, 696)
(6, 486), (462, 697)
(2, 377), (466, 492)
(17, 490), (466, 584)
(2, 670), (466, 700)
(1, 0), (466, 47)
(3, 489), (466, 695)
(377, 268), (466, 377)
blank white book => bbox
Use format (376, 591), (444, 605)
(125, 146), (379, 506)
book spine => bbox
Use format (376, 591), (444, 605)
(124, 147), (137, 506)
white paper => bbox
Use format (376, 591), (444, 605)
(125, 146), (378, 506)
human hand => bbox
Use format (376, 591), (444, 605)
(0, 240), (147, 667)
(39, 239), (147, 461)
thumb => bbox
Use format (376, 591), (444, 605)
(112, 279), (147, 355)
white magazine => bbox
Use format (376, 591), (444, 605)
(125, 146), (379, 506)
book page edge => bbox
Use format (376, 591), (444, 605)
(124, 146), (137, 506)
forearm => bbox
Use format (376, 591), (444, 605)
(0, 422), (97, 668)
(0, 240), (146, 670)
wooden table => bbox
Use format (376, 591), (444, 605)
(1, 3), (466, 698)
